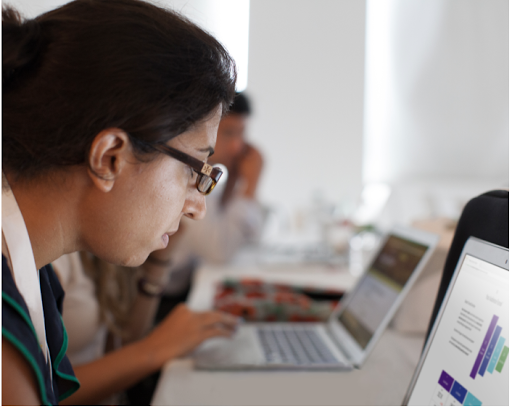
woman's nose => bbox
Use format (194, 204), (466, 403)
(182, 190), (207, 220)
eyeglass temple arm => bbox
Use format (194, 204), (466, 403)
(157, 144), (223, 182)
(156, 144), (206, 172)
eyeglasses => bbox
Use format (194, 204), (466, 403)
(154, 144), (223, 195)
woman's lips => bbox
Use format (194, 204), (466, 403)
(161, 228), (178, 248)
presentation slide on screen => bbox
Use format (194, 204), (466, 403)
(408, 255), (509, 406)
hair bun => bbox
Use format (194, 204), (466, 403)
(2, 6), (43, 86)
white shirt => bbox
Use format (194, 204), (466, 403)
(2, 185), (50, 365)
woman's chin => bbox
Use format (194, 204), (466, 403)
(117, 252), (150, 268)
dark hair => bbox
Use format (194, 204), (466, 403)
(229, 92), (251, 116)
(2, 0), (237, 180)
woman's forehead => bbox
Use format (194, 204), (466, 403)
(171, 116), (219, 151)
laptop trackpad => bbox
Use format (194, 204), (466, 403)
(194, 326), (265, 369)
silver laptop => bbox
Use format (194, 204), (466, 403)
(194, 225), (439, 371)
(403, 237), (509, 406)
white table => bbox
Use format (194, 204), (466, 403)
(151, 263), (427, 405)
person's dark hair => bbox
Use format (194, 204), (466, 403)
(229, 92), (251, 116)
(2, 0), (237, 180)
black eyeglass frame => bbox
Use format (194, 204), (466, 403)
(154, 144), (223, 195)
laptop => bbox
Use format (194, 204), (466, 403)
(403, 237), (509, 406)
(193, 225), (439, 371)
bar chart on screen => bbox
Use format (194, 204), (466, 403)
(428, 313), (509, 406)
(470, 314), (508, 379)
(409, 253), (509, 406)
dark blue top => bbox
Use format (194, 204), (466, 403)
(2, 255), (80, 405)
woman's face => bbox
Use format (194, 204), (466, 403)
(81, 106), (222, 266)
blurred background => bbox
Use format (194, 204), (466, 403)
(8, 0), (508, 242)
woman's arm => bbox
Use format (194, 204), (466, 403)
(61, 304), (238, 405)
(2, 338), (42, 405)
(221, 143), (264, 205)
(237, 144), (263, 199)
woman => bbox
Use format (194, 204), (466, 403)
(2, 0), (238, 405)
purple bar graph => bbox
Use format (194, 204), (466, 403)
(478, 325), (502, 376)
(470, 315), (498, 379)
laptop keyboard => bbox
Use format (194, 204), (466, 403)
(257, 326), (340, 366)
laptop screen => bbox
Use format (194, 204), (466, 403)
(407, 251), (509, 406)
(337, 235), (429, 349)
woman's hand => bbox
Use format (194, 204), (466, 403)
(139, 304), (239, 367)
(61, 305), (238, 405)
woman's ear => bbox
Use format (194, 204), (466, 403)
(87, 128), (131, 192)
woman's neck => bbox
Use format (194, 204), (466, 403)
(5, 170), (86, 269)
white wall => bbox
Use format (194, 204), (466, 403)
(363, 0), (508, 227)
(364, 0), (508, 186)
(246, 0), (366, 214)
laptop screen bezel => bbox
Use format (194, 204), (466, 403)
(402, 236), (509, 405)
(327, 225), (439, 367)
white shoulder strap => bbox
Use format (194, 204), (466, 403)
(2, 187), (49, 363)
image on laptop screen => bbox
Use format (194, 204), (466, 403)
(337, 235), (429, 349)
(406, 240), (509, 406)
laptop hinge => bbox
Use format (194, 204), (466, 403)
(326, 322), (356, 366)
